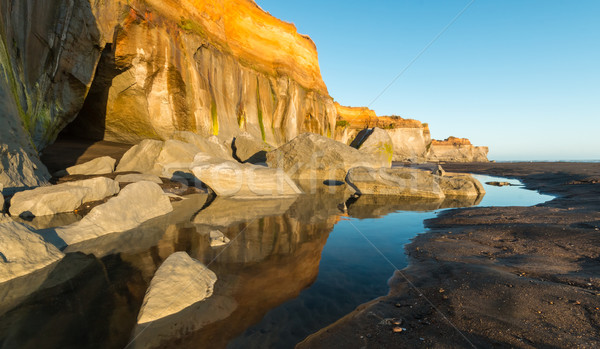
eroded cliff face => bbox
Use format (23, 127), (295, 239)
(0, 0), (336, 188)
(334, 102), (432, 161)
(428, 137), (489, 162)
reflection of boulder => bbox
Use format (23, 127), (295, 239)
(347, 195), (445, 219)
(345, 194), (483, 219)
(192, 197), (297, 228)
(137, 252), (218, 324)
(0, 253), (136, 348)
(137, 214), (338, 348)
(64, 194), (209, 258)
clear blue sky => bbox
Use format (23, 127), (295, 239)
(256, 0), (600, 161)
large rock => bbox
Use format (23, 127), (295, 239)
(232, 132), (274, 164)
(65, 156), (116, 175)
(116, 139), (200, 178)
(137, 252), (217, 324)
(9, 177), (120, 217)
(266, 133), (387, 181)
(386, 128), (432, 162)
(0, 77), (50, 192)
(55, 181), (173, 246)
(439, 174), (486, 197)
(115, 140), (164, 174)
(192, 154), (302, 198)
(345, 167), (445, 199)
(0, 222), (64, 283)
(172, 132), (234, 160)
(350, 128), (393, 167)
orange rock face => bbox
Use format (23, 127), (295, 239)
(139, 0), (327, 93)
(431, 137), (473, 146)
(334, 102), (424, 129)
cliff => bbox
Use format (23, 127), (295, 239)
(334, 102), (431, 162)
(0, 0), (337, 188)
(429, 137), (489, 162)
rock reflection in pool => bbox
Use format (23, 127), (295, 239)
(0, 177), (546, 349)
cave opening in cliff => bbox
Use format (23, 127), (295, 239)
(42, 44), (130, 173)
(57, 44), (120, 142)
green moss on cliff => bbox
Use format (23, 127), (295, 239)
(256, 86), (266, 142)
(211, 100), (219, 136)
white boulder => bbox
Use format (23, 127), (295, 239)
(9, 177), (120, 217)
(192, 154), (302, 198)
(137, 252), (217, 324)
(55, 181), (173, 246)
(0, 222), (64, 283)
(65, 156), (116, 175)
(266, 133), (387, 182)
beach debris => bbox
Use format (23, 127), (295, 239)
(486, 181), (513, 187)
(392, 327), (406, 333)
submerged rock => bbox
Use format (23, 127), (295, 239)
(350, 128), (394, 167)
(0, 222), (64, 283)
(267, 133), (386, 181)
(9, 177), (120, 217)
(55, 181), (173, 246)
(345, 167), (445, 199)
(65, 156), (116, 176)
(209, 230), (231, 247)
(137, 252), (217, 324)
(192, 155), (302, 198)
(232, 132), (274, 164)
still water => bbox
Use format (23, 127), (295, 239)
(0, 175), (553, 348)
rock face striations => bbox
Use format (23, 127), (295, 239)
(0, 0), (336, 189)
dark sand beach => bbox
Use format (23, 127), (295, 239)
(299, 162), (600, 348)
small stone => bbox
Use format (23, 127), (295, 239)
(393, 319), (403, 326)
(439, 288), (445, 293)
(575, 301), (581, 305)
(392, 327), (403, 333)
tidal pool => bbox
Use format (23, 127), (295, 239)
(0, 175), (553, 348)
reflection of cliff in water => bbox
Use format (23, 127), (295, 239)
(0, 194), (341, 349)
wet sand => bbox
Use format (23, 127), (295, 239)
(299, 162), (600, 348)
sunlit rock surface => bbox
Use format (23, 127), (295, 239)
(428, 137), (489, 162)
(137, 252), (218, 324)
(9, 177), (120, 217)
(0, 222), (64, 283)
(55, 181), (172, 246)
(267, 133), (387, 182)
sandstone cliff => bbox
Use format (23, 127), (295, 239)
(334, 102), (432, 162)
(0, 0), (337, 188)
(428, 137), (489, 162)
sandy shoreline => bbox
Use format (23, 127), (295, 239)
(299, 162), (600, 348)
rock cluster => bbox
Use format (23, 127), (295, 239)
(9, 177), (120, 217)
(55, 181), (173, 246)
